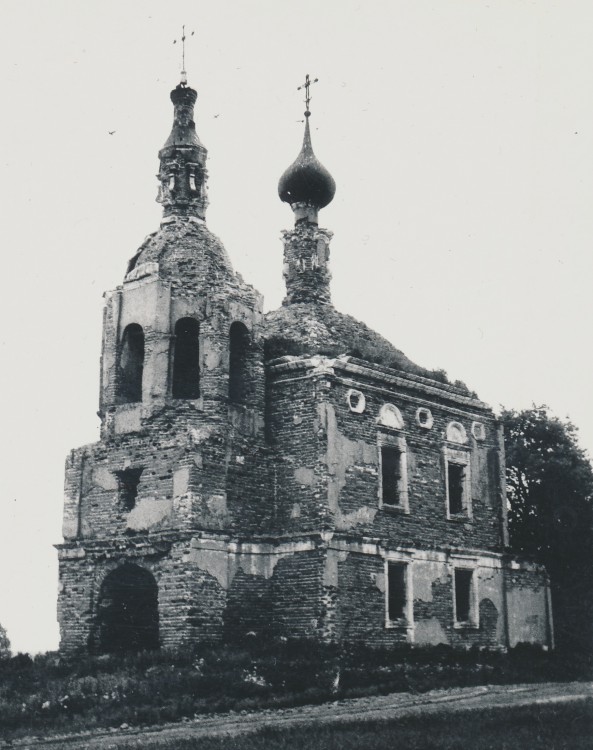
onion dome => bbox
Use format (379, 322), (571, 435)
(278, 116), (336, 215)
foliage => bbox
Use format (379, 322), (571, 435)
(0, 641), (589, 742)
(502, 405), (593, 651)
(0, 623), (11, 660)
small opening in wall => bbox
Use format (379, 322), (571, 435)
(387, 562), (407, 621)
(381, 446), (401, 506)
(346, 389), (365, 413)
(447, 462), (465, 515)
(455, 568), (473, 623)
(116, 468), (143, 511)
(417, 408), (433, 428)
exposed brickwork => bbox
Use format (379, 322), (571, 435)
(57, 81), (552, 655)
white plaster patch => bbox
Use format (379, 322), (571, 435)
(189, 548), (231, 588)
(294, 467), (315, 486)
(206, 494), (228, 517)
(239, 553), (279, 580)
(372, 569), (386, 593)
(290, 503), (301, 518)
(414, 619), (448, 646)
(114, 405), (142, 434)
(411, 560), (447, 602)
(323, 549), (348, 586)
(321, 402), (377, 514)
(203, 340), (222, 370)
(335, 505), (378, 530)
(188, 425), (214, 446)
(126, 498), (173, 531)
(93, 467), (118, 490)
(173, 466), (190, 497)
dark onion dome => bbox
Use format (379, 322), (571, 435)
(278, 117), (336, 209)
(160, 84), (204, 153)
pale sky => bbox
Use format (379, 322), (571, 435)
(0, 0), (592, 653)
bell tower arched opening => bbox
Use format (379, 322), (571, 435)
(117, 324), (144, 403)
(172, 317), (200, 399)
(96, 564), (159, 653)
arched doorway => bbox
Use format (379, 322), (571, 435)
(97, 564), (159, 653)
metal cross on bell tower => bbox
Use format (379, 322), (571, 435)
(173, 25), (195, 85)
(297, 74), (319, 117)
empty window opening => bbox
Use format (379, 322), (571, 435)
(116, 468), (143, 511)
(381, 446), (402, 506)
(172, 318), (200, 399)
(96, 564), (159, 653)
(118, 324), (144, 403)
(455, 568), (473, 623)
(448, 462), (465, 515)
(229, 322), (250, 405)
(387, 562), (407, 621)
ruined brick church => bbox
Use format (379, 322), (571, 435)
(57, 74), (553, 653)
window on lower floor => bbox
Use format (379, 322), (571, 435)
(116, 468), (143, 511)
(387, 562), (408, 622)
(454, 568), (474, 624)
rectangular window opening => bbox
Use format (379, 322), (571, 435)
(116, 468), (143, 511)
(387, 562), (407, 622)
(381, 446), (401, 506)
(448, 462), (465, 515)
(455, 568), (473, 624)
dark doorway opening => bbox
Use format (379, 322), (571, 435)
(97, 564), (159, 653)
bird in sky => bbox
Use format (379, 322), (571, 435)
(108, 130), (116, 135)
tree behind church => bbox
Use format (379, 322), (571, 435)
(502, 406), (593, 653)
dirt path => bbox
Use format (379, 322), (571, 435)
(6, 680), (593, 749)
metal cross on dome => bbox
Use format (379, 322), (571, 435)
(173, 25), (195, 85)
(297, 74), (319, 117)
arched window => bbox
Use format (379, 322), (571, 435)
(118, 324), (144, 403)
(172, 318), (200, 399)
(96, 564), (159, 653)
(229, 322), (250, 404)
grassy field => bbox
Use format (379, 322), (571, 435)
(112, 701), (593, 750)
(0, 642), (590, 742)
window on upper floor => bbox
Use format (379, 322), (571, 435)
(381, 446), (402, 506)
(117, 324), (144, 404)
(229, 322), (250, 405)
(172, 318), (200, 399)
(448, 462), (465, 515)
(115, 468), (143, 511)
(378, 434), (409, 512)
(444, 448), (471, 518)
(386, 561), (412, 626)
(454, 567), (477, 626)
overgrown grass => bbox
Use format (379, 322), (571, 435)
(111, 701), (593, 750)
(0, 641), (590, 742)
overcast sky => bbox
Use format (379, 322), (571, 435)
(1, 0), (592, 653)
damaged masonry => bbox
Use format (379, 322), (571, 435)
(56, 76), (553, 654)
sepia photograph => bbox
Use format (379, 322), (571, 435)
(0, 1), (592, 746)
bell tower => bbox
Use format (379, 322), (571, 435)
(57, 73), (268, 654)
